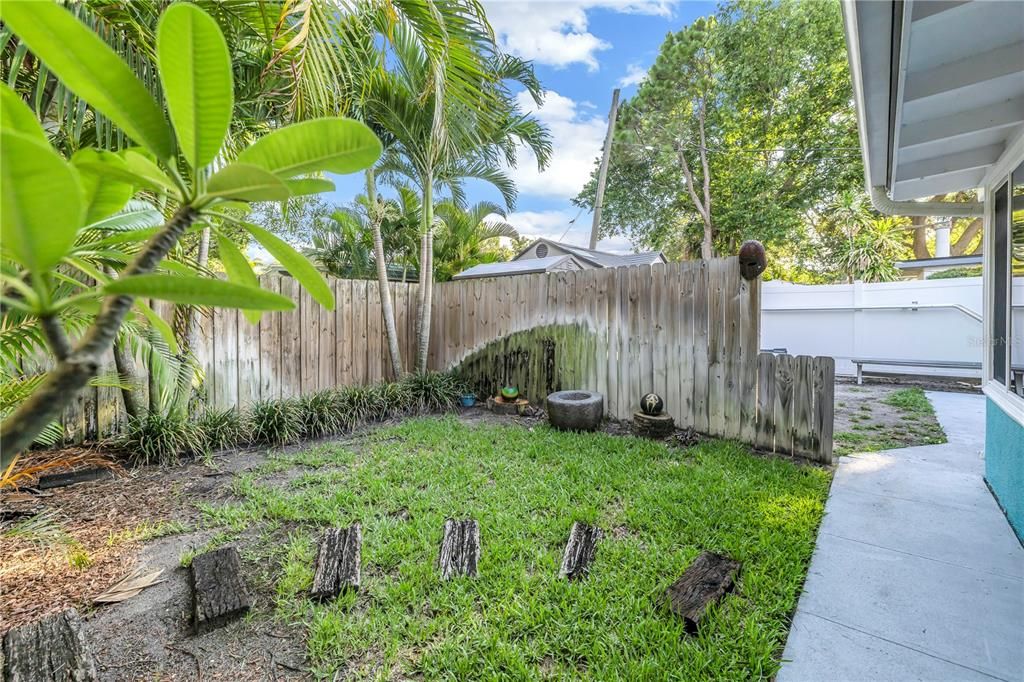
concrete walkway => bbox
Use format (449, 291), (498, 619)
(779, 391), (1024, 682)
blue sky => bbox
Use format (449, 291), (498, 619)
(326, 0), (716, 254)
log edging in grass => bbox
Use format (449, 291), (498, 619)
(311, 524), (362, 600)
(559, 522), (602, 581)
(665, 551), (741, 634)
(190, 546), (253, 634)
(2, 608), (98, 681)
(438, 518), (480, 579)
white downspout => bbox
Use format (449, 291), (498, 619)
(934, 218), (951, 257)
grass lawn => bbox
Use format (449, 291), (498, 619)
(199, 416), (831, 680)
(834, 387), (946, 457)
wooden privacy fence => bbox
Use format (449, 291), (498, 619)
(53, 258), (834, 462)
(195, 274), (420, 407)
(430, 258), (834, 462)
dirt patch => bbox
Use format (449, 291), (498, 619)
(0, 443), (316, 680)
(832, 382), (949, 456)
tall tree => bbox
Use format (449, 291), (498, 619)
(367, 26), (550, 372)
(575, 0), (861, 264)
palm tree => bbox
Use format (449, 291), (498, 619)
(305, 208), (376, 280)
(2, 0), (506, 407)
(433, 201), (518, 281)
(365, 25), (551, 371)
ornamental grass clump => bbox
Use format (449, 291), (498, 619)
(402, 371), (463, 413)
(373, 380), (415, 418)
(297, 390), (342, 438)
(334, 385), (384, 429)
(249, 399), (301, 446)
(121, 412), (207, 465)
(198, 407), (247, 452)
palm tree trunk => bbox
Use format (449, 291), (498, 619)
(415, 176), (434, 373)
(112, 337), (142, 419)
(367, 169), (405, 378)
(102, 266), (144, 418)
(170, 226), (210, 417)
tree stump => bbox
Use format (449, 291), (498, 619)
(310, 524), (361, 601)
(2, 608), (98, 681)
(438, 518), (479, 579)
(190, 546), (252, 634)
(559, 522), (602, 581)
(665, 551), (740, 634)
(633, 411), (675, 439)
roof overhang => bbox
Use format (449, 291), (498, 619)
(843, 0), (1024, 200)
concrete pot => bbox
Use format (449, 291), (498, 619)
(546, 390), (604, 431)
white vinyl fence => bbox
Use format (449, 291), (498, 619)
(761, 277), (1024, 378)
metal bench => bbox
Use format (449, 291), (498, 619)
(851, 358), (981, 385)
(852, 358), (1024, 396)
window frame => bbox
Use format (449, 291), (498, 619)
(982, 138), (1024, 426)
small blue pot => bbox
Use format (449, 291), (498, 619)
(460, 394), (477, 407)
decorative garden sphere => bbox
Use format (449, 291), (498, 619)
(640, 393), (664, 416)
(738, 240), (767, 280)
(501, 386), (519, 400)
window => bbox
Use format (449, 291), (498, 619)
(993, 181), (1009, 385)
(1012, 161), (1024, 392)
(990, 161), (1024, 393)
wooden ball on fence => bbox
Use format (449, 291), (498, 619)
(640, 392), (664, 416)
(738, 240), (767, 280)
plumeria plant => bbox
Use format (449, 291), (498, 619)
(0, 2), (381, 464)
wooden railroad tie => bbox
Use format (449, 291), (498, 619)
(2, 608), (99, 681)
(438, 518), (480, 579)
(559, 522), (602, 581)
(190, 546), (253, 634)
(310, 524), (362, 601)
(665, 551), (741, 634)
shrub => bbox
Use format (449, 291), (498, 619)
(121, 412), (207, 465)
(374, 380), (414, 417)
(249, 399), (301, 446)
(334, 385), (385, 429)
(402, 371), (463, 413)
(297, 390), (342, 438)
(198, 408), (247, 451)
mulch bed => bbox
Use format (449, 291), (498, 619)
(0, 458), (207, 634)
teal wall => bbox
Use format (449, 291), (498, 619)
(986, 398), (1024, 542)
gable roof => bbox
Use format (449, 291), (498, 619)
(513, 238), (666, 268)
(451, 255), (582, 280)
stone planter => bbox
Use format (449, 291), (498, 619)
(546, 390), (604, 431)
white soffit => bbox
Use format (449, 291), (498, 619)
(891, 0), (1024, 200)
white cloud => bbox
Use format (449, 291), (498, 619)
(484, 1), (674, 70)
(500, 209), (635, 253)
(618, 63), (648, 87)
(507, 90), (608, 201)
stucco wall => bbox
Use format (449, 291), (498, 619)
(986, 398), (1024, 542)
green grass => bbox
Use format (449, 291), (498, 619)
(882, 388), (932, 414)
(201, 416), (831, 680)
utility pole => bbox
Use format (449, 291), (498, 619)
(589, 88), (620, 250)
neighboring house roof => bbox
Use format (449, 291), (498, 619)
(513, 238), (667, 268)
(270, 264), (418, 282)
(842, 2), (1024, 200)
(451, 255), (582, 280)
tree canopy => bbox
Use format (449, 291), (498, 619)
(575, 0), (863, 271)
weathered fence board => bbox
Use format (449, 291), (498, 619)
(52, 259), (834, 462)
